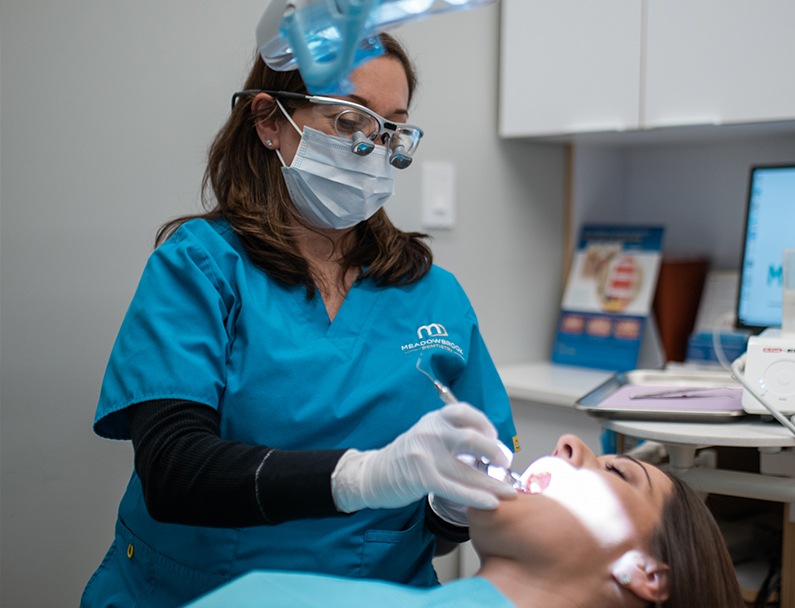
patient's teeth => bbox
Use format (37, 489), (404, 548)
(526, 472), (551, 494)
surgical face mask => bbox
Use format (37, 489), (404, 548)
(276, 120), (396, 229)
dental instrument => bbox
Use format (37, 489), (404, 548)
(415, 355), (524, 490)
(415, 355), (458, 405)
(628, 387), (733, 400)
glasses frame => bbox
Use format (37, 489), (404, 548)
(231, 89), (423, 168)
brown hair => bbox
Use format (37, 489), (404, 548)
(650, 474), (745, 608)
(155, 33), (431, 298)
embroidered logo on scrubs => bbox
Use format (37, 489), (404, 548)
(417, 323), (448, 339)
(400, 322), (464, 360)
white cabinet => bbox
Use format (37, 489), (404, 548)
(499, 0), (642, 137)
(499, 0), (795, 138)
(644, 0), (795, 129)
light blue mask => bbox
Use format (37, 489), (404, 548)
(277, 126), (395, 230)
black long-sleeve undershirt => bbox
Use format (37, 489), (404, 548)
(128, 399), (346, 527)
(128, 399), (469, 543)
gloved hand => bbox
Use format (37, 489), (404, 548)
(429, 439), (516, 527)
(331, 402), (517, 513)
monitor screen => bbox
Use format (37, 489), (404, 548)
(736, 164), (795, 332)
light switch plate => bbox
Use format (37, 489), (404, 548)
(421, 160), (456, 229)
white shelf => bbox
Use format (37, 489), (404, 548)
(603, 418), (795, 449)
(497, 361), (614, 408)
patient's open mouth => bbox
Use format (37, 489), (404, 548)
(525, 471), (551, 494)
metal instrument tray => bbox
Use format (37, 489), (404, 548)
(576, 369), (746, 422)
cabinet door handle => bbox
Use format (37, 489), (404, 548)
(644, 116), (723, 129)
(564, 121), (633, 133)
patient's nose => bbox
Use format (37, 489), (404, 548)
(552, 434), (590, 468)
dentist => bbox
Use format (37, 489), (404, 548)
(80, 23), (517, 608)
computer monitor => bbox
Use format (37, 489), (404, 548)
(735, 163), (795, 332)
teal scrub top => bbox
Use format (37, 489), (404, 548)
(185, 571), (516, 607)
(83, 219), (517, 607)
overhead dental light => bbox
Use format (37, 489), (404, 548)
(256, 0), (499, 94)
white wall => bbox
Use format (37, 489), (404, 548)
(0, 2), (565, 605)
(393, 11), (567, 359)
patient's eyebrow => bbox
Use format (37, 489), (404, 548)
(615, 454), (652, 489)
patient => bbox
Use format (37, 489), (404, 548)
(469, 433), (745, 608)
(187, 434), (745, 608)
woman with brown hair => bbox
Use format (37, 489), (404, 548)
(469, 434), (746, 608)
(80, 14), (516, 608)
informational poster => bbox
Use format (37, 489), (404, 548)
(552, 225), (664, 371)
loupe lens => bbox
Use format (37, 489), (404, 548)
(389, 146), (412, 169)
(350, 131), (375, 156)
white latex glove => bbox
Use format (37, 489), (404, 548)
(332, 402), (516, 513)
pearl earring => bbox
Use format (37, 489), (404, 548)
(265, 139), (273, 148)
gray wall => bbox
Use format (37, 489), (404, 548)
(572, 135), (795, 270)
(0, 3), (564, 605)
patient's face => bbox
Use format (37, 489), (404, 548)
(469, 434), (673, 565)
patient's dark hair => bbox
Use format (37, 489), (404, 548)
(650, 474), (745, 608)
